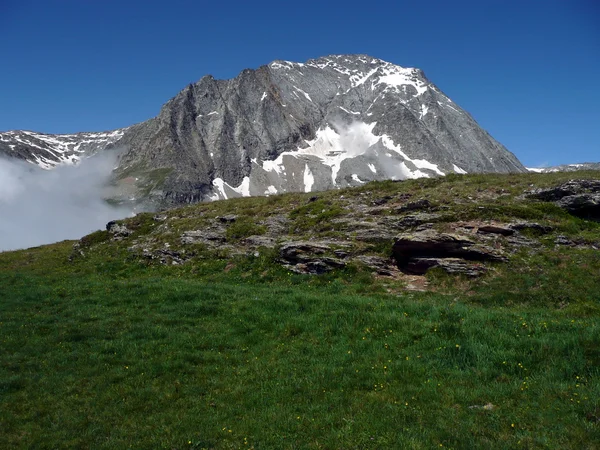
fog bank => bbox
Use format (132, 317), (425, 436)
(0, 152), (132, 252)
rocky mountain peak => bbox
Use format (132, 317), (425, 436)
(0, 54), (526, 208)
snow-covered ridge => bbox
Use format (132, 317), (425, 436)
(270, 54), (428, 96)
(0, 128), (127, 169)
(527, 163), (600, 174)
(208, 121), (469, 201)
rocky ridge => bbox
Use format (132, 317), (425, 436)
(2, 55), (525, 208)
(0, 129), (126, 168)
(72, 173), (600, 291)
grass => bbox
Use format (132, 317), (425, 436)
(1, 268), (599, 449)
(1, 171), (600, 448)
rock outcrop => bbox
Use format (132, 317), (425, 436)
(529, 180), (600, 221)
(392, 229), (506, 276)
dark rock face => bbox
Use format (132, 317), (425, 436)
(557, 194), (600, 221)
(392, 229), (506, 275)
(529, 180), (600, 221)
(1, 54), (525, 208)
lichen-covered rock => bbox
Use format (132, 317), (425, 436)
(279, 241), (345, 274)
(106, 221), (132, 240)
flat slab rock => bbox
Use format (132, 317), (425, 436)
(392, 229), (506, 276)
(404, 258), (487, 277)
(181, 230), (225, 245)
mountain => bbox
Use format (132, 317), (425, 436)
(0, 55), (525, 208)
(0, 129), (126, 168)
(528, 162), (600, 173)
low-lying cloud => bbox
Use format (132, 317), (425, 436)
(0, 152), (133, 252)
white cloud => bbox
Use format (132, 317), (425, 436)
(0, 151), (133, 252)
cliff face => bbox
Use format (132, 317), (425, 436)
(1, 55), (526, 208)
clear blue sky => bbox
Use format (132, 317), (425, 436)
(1, 0), (598, 167)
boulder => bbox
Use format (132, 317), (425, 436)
(242, 235), (276, 248)
(556, 194), (600, 221)
(106, 220), (132, 240)
(477, 225), (514, 236)
(279, 241), (331, 263)
(217, 215), (238, 223)
(528, 180), (600, 202)
(508, 222), (553, 234)
(528, 180), (600, 221)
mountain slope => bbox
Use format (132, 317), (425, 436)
(0, 129), (126, 168)
(1, 55), (525, 207)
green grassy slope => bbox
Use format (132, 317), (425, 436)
(1, 172), (599, 449)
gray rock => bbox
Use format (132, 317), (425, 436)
(508, 222), (553, 234)
(393, 230), (506, 264)
(555, 235), (574, 246)
(392, 229), (506, 275)
(285, 259), (344, 275)
(403, 257), (487, 277)
(477, 225), (514, 236)
(528, 179), (600, 202)
(242, 235), (276, 247)
(395, 199), (433, 213)
(355, 255), (397, 276)
(279, 241), (331, 263)
(217, 215), (238, 223)
(106, 220), (132, 239)
(1, 55), (526, 208)
(397, 213), (443, 228)
(528, 180), (600, 221)
(181, 230), (225, 245)
(556, 194), (600, 221)
(279, 241), (346, 274)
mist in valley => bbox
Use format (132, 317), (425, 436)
(0, 152), (133, 252)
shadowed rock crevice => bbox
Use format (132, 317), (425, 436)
(392, 229), (506, 276)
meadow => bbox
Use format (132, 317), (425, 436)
(1, 172), (599, 449)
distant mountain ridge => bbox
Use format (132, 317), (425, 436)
(0, 54), (526, 207)
(0, 129), (126, 168)
(528, 163), (600, 173)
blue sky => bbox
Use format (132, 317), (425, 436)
(0, 0), (598, 167)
